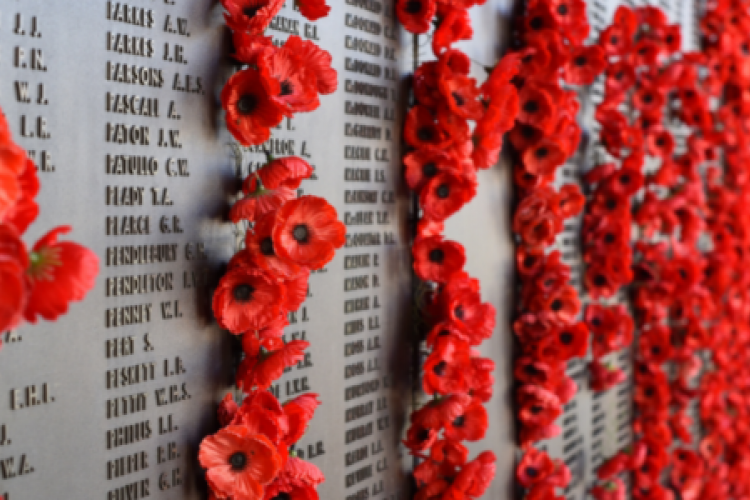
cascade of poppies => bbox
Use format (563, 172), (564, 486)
(0, 108), (98, 349)
(508, 0), (609, 497)
(197, 2), (343, 500)
(396, 0), (520, 498)
(580, 6), (713, 499)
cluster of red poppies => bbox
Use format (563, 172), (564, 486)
(219, 0), (336, 146)
(397, 0), (524, 497)
(199, 3), (343, 499)
(508, 0), (607, 497)
(0, 109), (98, 348)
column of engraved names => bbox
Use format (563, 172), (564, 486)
(2, 9), (53, 497)
(341, 1), (400, 499)
(102, 1), (205, 498)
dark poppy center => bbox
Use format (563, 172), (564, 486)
(417, 127), (434, 142)
(523, 255), (537, 268)
(643, 94), (654, 104)
(550, 299), (563, 311)
(574, 55), (587, 66)
(454, 306), (465, 320)
(452, 415), (466, 427)
(272, 493), (292, 500)
(523, 101), (539, 114)
(237, 95), (258, 115)
(280, 80), (293, 96)
(620, 174), (631, 184)
(529, 16), (544, 30)
(527, 466), (539, 477)
(652, 346), (661, 355)
(417, 428), (431, 441)
(260, 237), (274, 256)
(610, 35), (619, 45)
(293, 224), (310, 243)
(230, 451), (248, 471)
(530, 405), (543, 414)
(404, 0), (423, 14)
(452, 91), (465, 107)
(560, 332), (573, 345)
(656, 138), (665, 147)
(605, 198), (617, 210)
(535, 147), (549, 159)
(437, 184), (450, 199)
(678, 269), (687, 279)
(433, 361), (447, 376)
(521, 124), (537, 138)
(439, 329), (450, 337)
(233, 284), (254, 302)
(243, 6), (262, 18)
(557, 4), (569, 15)
(594, 275), (607, 287)
(429, 249), (445, 263)
(423, 162), (438, 178)
(645, 387), (654, 397)
(604, 233), (615, 244)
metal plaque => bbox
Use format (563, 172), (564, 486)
(0, 0), (412, 498)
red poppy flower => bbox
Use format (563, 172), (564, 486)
(231, 156), (313, 224)
(23, 226), (98, 324)
(404, 149), (462, 192)
(432, 8), (473, 55)
(0, 225), (28, 334)
(517, 447), (555, 487)
(564, 44), (607, 85)
(283, 393), (320, 445)
(420, 171), (477, 221)
(430, 439), (468, 467)
(405, 105), (453, 150)
(258, 47), (319, 115)
(513, 186), (563, 249)
(281, 36), (337, 95)
(443, 397), (487, 442)
(199, 425), (282, 500)
(233, 32), (275, 66)
(598, 24), (632, 56)
(522, 139), (567, 177)
(517, 83), (557, 133)
(222, 68), (284, 146)
(481, 53), (521, 98)
(645, 129), (675, 159)
(213, 266), (285, 334)
(222, 0), (284, 35)
(417, 217), (445, 239)
(238, 338), (309, 391)
(413, 235), (466, 283)
(438, 73), (483, 120)
(272, 196), (346, 271)
(520, 423), (561, 448)
(558, 184), (584, 218)
(605, 60), (637, 98)
(452, 451), (496, 498)
(404, 422), (438, 452)
(2, 158), (39, 234)
(218, 393), (240, 427)
(246, 212), (302, 280)
(422, 337), (471, 395)
(518, 384), (562, 428)
(473, 91), (520, 169)
(437, 272), (496, 340)
(556, 322), (589, 360)
(397, 0), (437, 34)
(589, 360), (626, 392)
(295, 0), (329, 20)
(0, 114), (27, 215)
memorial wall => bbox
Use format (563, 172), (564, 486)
(0, 0), (713, 499)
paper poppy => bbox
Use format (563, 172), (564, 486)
(413, 235), (466, 283)
(259, 47), (320, 115)
(404, 105), (453, 150)
(213, 266), (285, 334)
(396, 0), (437, 34)
(272, 196), (346, 271)
(432, 8), (473, 55)
(222, 0), (284, 35)
(23, 226), (99, 324)
(419, 171), (477, 221)
(246, 212), (302, 280)
(563, 44), (607, 85)
(2, 158), (39, 235)
(404, 149), (462, 192)
(0, 226), (28, 334)
(295, 0), (330, 21)
(199, 425), (282, 500)
(222, 68), (284, 146)
(443, 397), (488, 442)
(238, 338), (309, 391)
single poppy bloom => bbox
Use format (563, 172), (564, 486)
(230, 156), (313, 224)
(557, 184), (584, 218)
(396, 0), (437, 34)
(522, 138), (567, 176)
(212, 266), (285, 334)
(564, 44), (607, 85)
(437, 272), (496, 340)
(555, 322), (589, 360)
(246, 212), (302, 280)
(272, 196), (346, 271)
(413, 235), (466, 283)
(222, 0), (284, 35)
(517, 83), (557, 133)
(414, 62), (442, 107)
(605, 60), (637, 97)
(258, 47), (320, 115)
(23, 226), (99, 324)
(281, 36), (337, 95)
(430, 439), (468, 467)
(481, 52), (521, 98)
(422, 337), (471, 395)
(222, 68), (284, 146)
(443, 397), (488, 442)
(200, 425), (283, 500)
(0, 225), (28, 334)
(515, 356), (557, 388)
(283, 393), (320, 445)
(432, 8), (473, 55)
(404, 105), (452, 150)
(2, 158), (39, 235)
(296, 0), (330, 21)
(404, 422), (438, 452)
(646, 129), (675, 159)
(452, 451), (496, 498)
(516, 447), (555, 487)
(598, 24), (632, 56)
(438, 74), (484, 120)
(420, 171), (477, 221)
(517, 384), (562, 428)
(473, 90), (520, 169)
(238, 338), (310, 391)
(404, 149), (462, 192)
